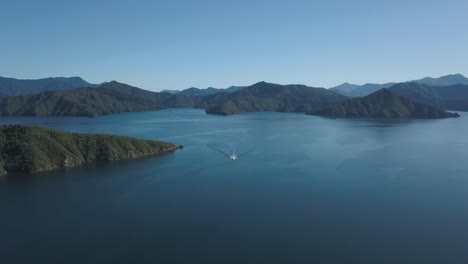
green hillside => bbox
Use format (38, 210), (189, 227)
(0, 125), (180, 175)
(309, 89), (459, 119)
(389, 82), (468, 111)
(205, 81), (347, 115)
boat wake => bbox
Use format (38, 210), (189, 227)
(208, 145), (256, 160)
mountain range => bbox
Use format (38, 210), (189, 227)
(162, 86), (245, 96)
(331, 74), (468, 97)
(0, 74), (466, 119)
(411, 74), (468, 86)
(0, 81), (347, 117)
(0, 81), (203, 117)
(0, 76), (98, 96)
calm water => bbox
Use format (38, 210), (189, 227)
(1, 109), (468, 263)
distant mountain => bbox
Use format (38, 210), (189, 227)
(331, 74), (468, 97)
(330, 82), (360, 94)
(162, 86), (246, 96)
(0, 76), (98, 96)
(412, 73), (468, 86)
(347, 82), (396, 97)
(160, 89), (180, 94)
(309, 89), (459, 119)
(389, 82), (468, 111)
(205, 81), (347, 116)
(0, 125), (179, 175)
(332, 82), (396, 97)
(180, 87), (221, 96)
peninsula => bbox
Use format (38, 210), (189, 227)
(0, 125), (181, 175)
(308, 89), (460, 119)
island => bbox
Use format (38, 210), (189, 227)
(0, 125), (181, 176)
(308, 88), (460, 119)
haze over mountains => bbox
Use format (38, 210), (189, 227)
(162, 86), (245, 96)
(331, 74), (468, 97)
(0, 76), (98, 96)
(328, 83), (360, 94)
(411, 74), (468, 86)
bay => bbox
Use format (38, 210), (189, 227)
(1, 109), (468, 263)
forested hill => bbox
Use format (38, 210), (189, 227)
(0, 125), (180, 175)
(309, 89), (459, 119)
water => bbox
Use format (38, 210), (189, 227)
(1, 109), (468, 263)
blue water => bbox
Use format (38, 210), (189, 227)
(1, 109), (468, 263)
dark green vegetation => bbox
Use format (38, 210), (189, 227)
(0, 125), (179, 175)
(205, 81), (347, 115)
(1, 74), (467, 118)
(0, 83), (159, 117)
(0, 81), (347, 117)
(0, 76), (98, 96)
(0, 81), (202, 117)
(389, 82), (468, 111)
(331, 74), (468, 97)
(309, 89), (459, 119)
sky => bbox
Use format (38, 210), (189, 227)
(1, 0), (467, 91)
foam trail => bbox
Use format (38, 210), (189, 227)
(207, 145), (231, 158)
(208, 144), (256, 160)
(237, 146), (256, 158)
(160, 129), (243, 140)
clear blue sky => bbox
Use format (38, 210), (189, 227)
(1, 0), (467, 91)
